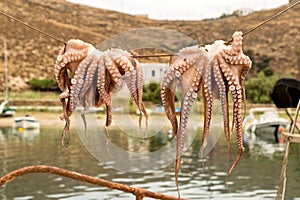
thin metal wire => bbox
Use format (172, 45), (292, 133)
(226, 0), (300, 44)
(243, 0), (300, 37)
(0, 10), (67, 45)
(1, 0), (300, 56)
(131, 53), (175, 58)
(134, 1), (300, 56)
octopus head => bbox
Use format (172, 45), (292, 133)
(63, 39), (96, 76)
(65, 39), (94, 54)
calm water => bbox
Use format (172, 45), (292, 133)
(1, 117), (300, 200)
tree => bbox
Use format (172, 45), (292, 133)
(143, 82), (161, 104)
(245, 72), (279, 103)
(27, 78), (58, 91)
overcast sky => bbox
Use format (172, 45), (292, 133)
(67, 0), (288, 20)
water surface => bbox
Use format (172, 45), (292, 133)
(1, 120), (300, 200)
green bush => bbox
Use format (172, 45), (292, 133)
(28, 78), (58, 91)
(143, 82), (161, 104)
(256, 56), (274, 75)
(245, 50), (275, 77)
(245, 72), (279, 103)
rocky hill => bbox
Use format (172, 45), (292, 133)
(0, 0), (299, 92)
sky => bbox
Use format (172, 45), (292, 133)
(67, 0), (289, 20)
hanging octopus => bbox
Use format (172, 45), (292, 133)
(160, 31), (251, 196)
(54, 39), (148, 145)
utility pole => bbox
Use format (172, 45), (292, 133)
(294, 47), (300, 80)
(3, 38), (9, 103)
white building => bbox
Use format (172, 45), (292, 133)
(235, 8), (253, 16)
(114, 63), (168, 98)
(141, 63), (168, 84)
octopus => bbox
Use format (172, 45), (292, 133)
(160, 31), (252, 196)
(54, 39), (148, 145)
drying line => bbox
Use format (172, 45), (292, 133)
(0, 10), (66, 45)
(1, 0), (300, 56)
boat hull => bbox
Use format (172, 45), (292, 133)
(13, 117), (40, 129)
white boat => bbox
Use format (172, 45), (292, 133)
(13, 115), (40, 129)
(243, 107), (289, 143)
(0, 100), (15, 117)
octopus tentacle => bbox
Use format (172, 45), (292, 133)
(76, 57), (99, 132)
(55, 42), (93, 92)
(60, 97), (71, 146)
(134, 59), (148, 128)
(127, 66), (146, 128)
(130, 60), (144, 124)
(54, 41), (92, 146)
(105, 51), (122, 89)
(55, 40), (148, 145)
(175, 87), (198, 198)
(161, 32), (251, 196)
(113, 52), (148, 128)
(172, 64), (202, 198)
(178, 48), (213, 159)
(212, 60), (231, 159)
(69, 54), (94, 112)
(99, 50), (124, 132)
(98, 53), (114, 129)
(240, 63), (250, 121)
(82, 84), (98, 129)
(217, 56), (245, 179)
(161, 55), (195, 136)
(123, 68), (141, 114)
(54, 41), (90, 92)
(136, 60), (144, 110)
(57, 75), (70, 121)
(217, 31), (251, 180)
(126, 60), (146, 124)
(227, 83), (244, 180)
(67, 56), (94, 136)
(122, 62), (139, 108)
(160, 69), (179, 136)
(78, 56), (99, 112)
(199, 64), (213, 159)
(55, 48), (71, 125)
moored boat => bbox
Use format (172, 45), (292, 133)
(243, 107), (289, 143)
(0, 101), (16, 117)
(13, 115), (40, 129)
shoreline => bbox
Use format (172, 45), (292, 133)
(1, 105), (298, 129)
(0, 111), (142, 129)
(0, 111), (64, 128)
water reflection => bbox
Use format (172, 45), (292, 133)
(74, 111), (198, 172)
(1, 124), (300, 199)
(12, 127), (40, 142)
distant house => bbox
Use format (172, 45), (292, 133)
(141, 63), (168, 84)
(235, 8), (253, 16)
(114, 63), (168, 98)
